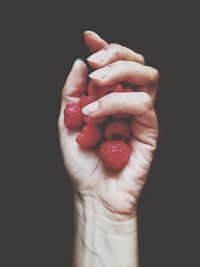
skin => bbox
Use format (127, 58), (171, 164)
(58, 31), (159, 219)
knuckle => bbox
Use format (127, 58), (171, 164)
(114, 44), (123, 55)
(108, 60), (123, 70)
(109, 43), (124, 58)
(140, 92), (153, 112)
(110, 43), (121, 49)
(149, 67), (160, 83)
(138, 54), (145, 64)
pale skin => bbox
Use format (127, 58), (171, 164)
(58, 31), (159, 266)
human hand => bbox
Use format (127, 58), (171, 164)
(58, 31), (159, 219)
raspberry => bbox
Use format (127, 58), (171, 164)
(122, 88), (134, 92)
(78, 95), (106, 125)
(95, 86), (114, 99)
(79, 95), (96, 108)
(87, 80), (97, 96)
(99, 140), (131, 171)
(87, 80), (114, 99)
(88, 81), (135, 98)
(64, 102), (84, 129)
(113, 83), (124, 92)
(112, 113), (132, 120)
(104, 121), (131, 141)
(76, 124), (102, 147)
(84, 116), (106, 125)
(113, 83), (135, 93)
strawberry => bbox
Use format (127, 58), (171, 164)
(64, 102), (84, 129)
(104, 120), (131, 141)
(99, 140), (131, 171)
(76, 124), (102, 147)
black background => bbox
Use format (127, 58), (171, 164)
(1, 0), (199, 266)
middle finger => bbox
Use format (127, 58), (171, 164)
(89, 61), (159, 87)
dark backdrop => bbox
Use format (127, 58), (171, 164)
(1, 1), (199, 266)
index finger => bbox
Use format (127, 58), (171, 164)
(84, 31), (108, 53)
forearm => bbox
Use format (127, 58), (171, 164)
(73, 194), (138, 267)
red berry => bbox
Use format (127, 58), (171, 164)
(122, 88), (134, 92)
(113, 83), (124, 92)
(113, 83), (135, 93)
(79, 95), (96, 108)
(112, 113), (132, 119)
(84, 116), (106, 125)
(79, 95), (106, 125)
(104, 121), (131, 141)
(76, 124), (102, 147)
(87, 80), (97, 96)
(95, 86), (114, 99)
(64, 102), (84, 129)
(87, 80), (114, 99)
(99, 140), (131, 171)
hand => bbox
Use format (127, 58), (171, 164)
(58, 31), (159, 218)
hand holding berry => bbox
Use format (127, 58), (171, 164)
(58, 31), (159, 218)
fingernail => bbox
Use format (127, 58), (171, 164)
(84, 31), (100, 38)
(87, 50), (106, 63)
(76, 57), (84, 62)
(72, 58), (84, 69)
(82, 101), (100, 115)
(89, 67), (110, 80)
(74, 58), (84, 65)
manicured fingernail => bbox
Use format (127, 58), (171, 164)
(84, 31), (100, 39)
(89, 67), (110, 80)
(76, 58), (84, 62)
(74, 58), (84, 65)
(82, 101), (100, 115)
(72, 59), (82, 68)
(87, 50), (106, 63)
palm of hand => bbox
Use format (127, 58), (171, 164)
(59, 103), (156, 214)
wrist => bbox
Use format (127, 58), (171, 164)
(73, 193), (139, 267)
(74, 193), (137, 232)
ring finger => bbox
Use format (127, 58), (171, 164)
(89, 61), (159, 101)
